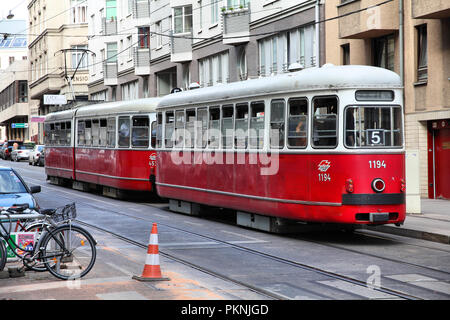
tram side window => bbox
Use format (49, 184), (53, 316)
(175, 110), (185, 148)
(156, 113), (163, 148)
(208, 107), (220, 149)
(288, 98), (308, 148)
(92, 119), (100, 147)
(151, 120), (157, 149)
(54, 123), (61, 146)
(222, 105), (234, 149)
(107, 117), (116, 148)
(66, 121), (71, 146)
(196, 108), (208, 149)
(185, 109), (196, 148)
(59, 122), (67, 146)
(77, 120), (85, 146)
(99, 119), (107, 147)
(235, 103), (249, 149)
(85, 120), (92, 146)
(118, 116), (130, 148)
(132, 116), (149, 148)
(312, 97), (338, 148)
(165, 111), (174, 148)
(44, 123), (51, 145)
(249, 102), (265, 149)
(270, 99), (285, 149)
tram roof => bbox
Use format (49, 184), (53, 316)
(157, 65), (402, 109)
(45, 97), (162, 122)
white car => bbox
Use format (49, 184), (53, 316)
(28, 145), (45, 166)
(11, 145), (34, 162)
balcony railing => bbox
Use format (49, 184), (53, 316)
(222, 5), (250, 45)
(132, 0), (150, 19)
(103, 61), (118, 86)
(170, 31), (193, 62)
(134, 47), (150, 75)
(337, 0), (398, 39)
(102, 17), (117, 36)
(412, 0), (450, 19)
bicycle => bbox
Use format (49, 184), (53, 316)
(0, 203), (97, 280)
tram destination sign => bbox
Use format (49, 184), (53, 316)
(44, 94), (67, 105)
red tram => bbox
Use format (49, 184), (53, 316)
(155, 65), (406, 231)
(44, 98), (161, 198)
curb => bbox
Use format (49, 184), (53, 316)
(362, 225), (450, 245)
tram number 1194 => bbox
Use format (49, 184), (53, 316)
(318, 173), (331, 182)
(368, 160), (386, 169)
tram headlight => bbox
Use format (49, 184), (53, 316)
(345, 179), (354, 193)
(372, 178), (385, 193)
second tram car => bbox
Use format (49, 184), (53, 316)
(44, 98), (161, 198)
(155, 65), (406, 231)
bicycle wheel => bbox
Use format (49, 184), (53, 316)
(23, 223), (52, 272)
(41, 225), (96, 280)
(0, 239), (6, 271)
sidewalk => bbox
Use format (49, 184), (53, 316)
(365, 199), (450, 245)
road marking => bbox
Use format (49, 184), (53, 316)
(221, 230), (266, 242)
(153, 214), (167, 218)
(97, 291), (148, 300)
(105, 262), (134, 277)
(0, 277), (131, 294)
(386, 274), (450, 295)
(184, 221), (204, 226)
(318, 280), (399, 299)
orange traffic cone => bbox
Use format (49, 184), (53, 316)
(132, 223), (170, 282)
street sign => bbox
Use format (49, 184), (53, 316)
(44, 94), (67, 105)
(11, 123), (29, 128)
(31, 116), (46, 123)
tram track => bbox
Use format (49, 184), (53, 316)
(10, 168), (445, 300)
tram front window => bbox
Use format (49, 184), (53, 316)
(345, 106), (402, 148)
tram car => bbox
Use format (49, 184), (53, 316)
(44, 98), (161, 198)
(155, 64), (406, 231)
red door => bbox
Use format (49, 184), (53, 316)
(429, 120), (450, 199)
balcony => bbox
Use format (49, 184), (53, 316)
(337, 0), (398, 39)
(134, 47), (150, 75)
(222, 6), (250, 45)
(103, 61), (118, 86)
(102, 17), (117, 36)
(412, 0), (450, 19)
(170, 31), (192, 63)
(132, 0), (150, 19)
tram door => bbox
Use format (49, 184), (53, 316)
(429, 120), (450, 199)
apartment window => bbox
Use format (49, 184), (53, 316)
(173, 5), (192, 34)
(198, 0), (203, 30)
(106, 42), (118, 62)
(342, 44), (350, 65)
(417, 24), (427, 81)
(199, 52), (229, 87)
(106, 0), (117, 20)
(237, 46), (247, 80)
(71, 0), (87, 24)
(18, 81), (28, 103)
(155, 21), (162, 48)
(227, 0), (248, 8)
(373, 34), (395, 71)
(71, 45), (88, 69)
(138, 27), (150, 48)
(210, 0), (219, 24)
(121, 80), (139, 100)
(259, 25), (315, 77)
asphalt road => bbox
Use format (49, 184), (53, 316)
(1, 159), (450, 301)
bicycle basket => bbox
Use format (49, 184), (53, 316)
(51, 203), (77, 224)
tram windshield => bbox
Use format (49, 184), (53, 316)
(345, 106), (402, 148)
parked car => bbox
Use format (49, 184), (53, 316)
(28, 145), (45, 166)
(11, 144), (34, 162)
(1, 140), (23, 160)
(38, 148), (45, 167)
(0, 144), (6, 160)
(0, 166), (41, 210)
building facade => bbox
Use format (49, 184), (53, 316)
(87, 0), (324, 100)
(27, 0), (89, 143)
(325, 0), (450, 200)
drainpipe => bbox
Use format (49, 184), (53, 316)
(315, 0), (321, 67)
(399, 0), (404, 84)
